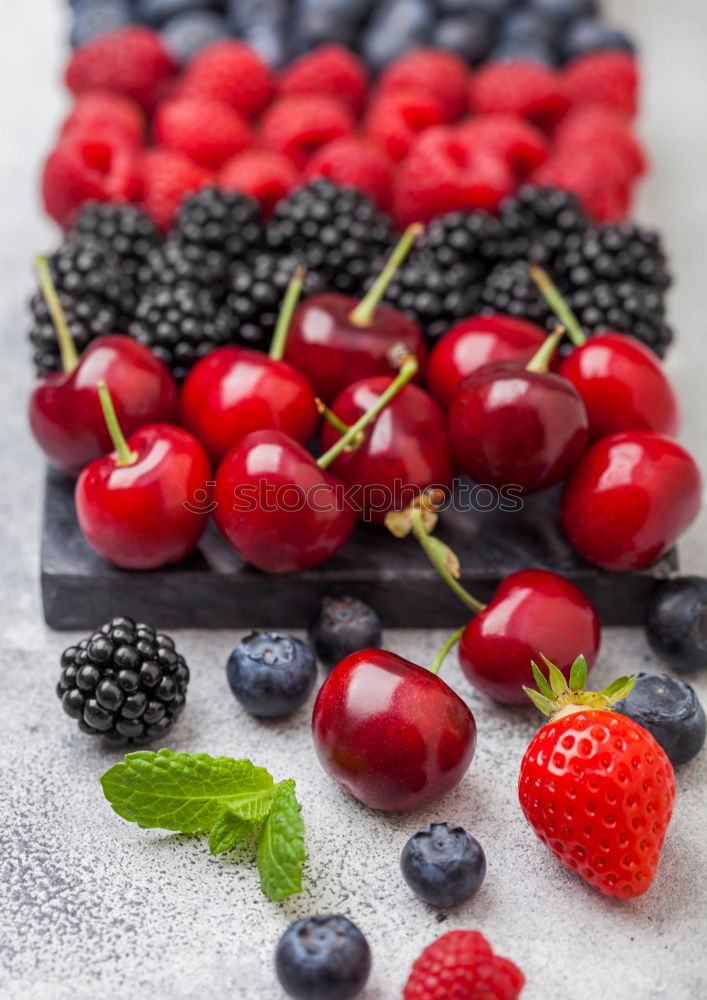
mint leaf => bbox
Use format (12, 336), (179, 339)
(256, 780), (305, 903)
(209, 811), (254, 855)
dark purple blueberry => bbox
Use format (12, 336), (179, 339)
(401, 822), (486, 907)
(226, 632), (317, 718)
(562, 17), (636, 60)
(309, 596), (382, 672)
(646, 576), (707, 673)
(615, 673), (706, 767)
(433, 12), (494, 64)
(161, 11), (229, 63)
(276, 915), (371, 1000)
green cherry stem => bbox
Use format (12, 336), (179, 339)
(525, 325), (565, 374)
(36, 254), (79, 374)
(429, 626), (465, 676)
(529, 266), (587, 348)
(315, 397), (351, 436)
(268, 265), (306, 362)
(317, 353), (419, 470)
(409, 507), (487, 615)
(349, 223), (424, 328)
(97, 380), (138, 467)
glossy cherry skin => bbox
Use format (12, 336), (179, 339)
(558, 333), (679, 440)
(449, 361), (589, 494)
(284, 294), (427, 403)
(76, 424), (211, 569)
(214, 429), (356, 573)
(320, 378), (454, 523)
(180, 346), (320, 465)
(561, 431), (702, 571)
(427, 314), (547, 408)
(29, 335), (179, 476)
(312, 649), (477, 811)
(459, 569), (601, 705)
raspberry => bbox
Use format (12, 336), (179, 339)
(404, 930), (525, 1000)
(60, 92), (145, 149)
(259, 95), (355, 170)
(553, 105), (647, 179)
(218, 150), (300, 216)
(279, 44), (369, 118)
(392, 126), (515, 227)
(455, 114), (548, 177)
(42, 135), (141, 228)
(379, 48), (470, 120)
(180, 40), (273, 119)
(65, 26), (176, 111)
(154, 97), (252, 170)
(365, 87), (448, 162)
(533, 152), (631, 222)
(469, 60), (570, 129)
(564, 51), (639, 118)
(304, 137), (393, 210)
(138, 147), (213, 230)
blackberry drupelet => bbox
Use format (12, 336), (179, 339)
(497, 185), (591, 266)
(266, 180), (395, 294)
(69, 201), (164, 284)
(174, 186), (264, 288)
(57, 616), (189, 746)
(479, 259), (556, 331)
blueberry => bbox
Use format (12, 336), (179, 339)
(135, 0), (220, 27)
(161, 11), (229, 62)
(275, 915), (372, 1000)
(226, 631), (317, 717)
(528, 0), (598, 22)
(490, 36), (557, 65)
(461, 0), (518, 19)
(401, 822), (486, 907)
(562, 17), (636, 60)
(646, 576), (707, 672)
(241, 22), (289, 68)
(227, 0), (288, 32)
(309, 596), (382, 672)
(70, 0), (132, 46)
(360, 0), (434, 72)
(433, 12), (494, 63)
(615, 673), (706, 767)
(500, 9), (558, 44)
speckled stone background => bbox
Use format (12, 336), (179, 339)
(1, 2), (707, 997)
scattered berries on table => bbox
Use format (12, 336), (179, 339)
(226, 631), (317, 717)
(615, 673), (706, 767)
(308, 596), (383, 672)
(276, 914), (372, 1000)
(646, 576), (707, 673)
(403, 930), (525, 1000)
(401, 822), (486, 908)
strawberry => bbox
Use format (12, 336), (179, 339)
(519, 656), (676, 899)
(403, 930), (525, 1000)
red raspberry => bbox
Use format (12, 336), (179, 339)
(554, 105), (646, 178)
(139, 147), (213, 230)
(404, 930), (525, 1000)
(564, 51), (639, 118)
(533, 151), (631, 222)
(455, 114), (548, 177)
(154, 97), (252, 169)
(259, 95), (355, 170)
(365, 87), (448, 162)
(42, 135), (141, 228)
(392, 126), (515, 227)
(60, 92), (145, 149)
(180, 40), (273, 119)
(469, 60), (570, 129)
(379, 48), (470, 120)
(65, 26), (175, 111)
(279, 44), (368, 118)
(218, 149), (300, 216)
(304, 136), (393, 209)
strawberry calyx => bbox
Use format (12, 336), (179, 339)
(524, 654), (636, 719)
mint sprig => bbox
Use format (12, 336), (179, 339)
(100, 749), (306, 902)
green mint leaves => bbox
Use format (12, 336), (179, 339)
(100, 749), (305, 903)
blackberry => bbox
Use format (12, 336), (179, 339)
(69, 201), (164, 284)
(57, 616), (189, 747)
(218, 251), (327, 351)
(136, 237), (227, 296)
(565, 279), (672, 356)
(479, 260), (555, 331)
(497, 186), (591, 266)
(266, 180), (395, 294)
(555, 221), (672, 291)
(27, 239), (135, 375)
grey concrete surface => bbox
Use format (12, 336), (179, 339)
(1, 2), (706, 998)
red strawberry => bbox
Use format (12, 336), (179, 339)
(304, 136), (393, 209)
(469, 60), (570, 129)
(279, 44), (369, 118)
(519, 656), (676, 899)
(60, 92), (145, 149)
(259, 94), (355, 170)
(404, 930), (525, 1000)
(365, 87), (449, 162)
(379, 47), (470, 120)
(42, 135), (141, 227)
(456, 114), (548, 177)
(138, 147), (213, 230)
(154, 97), (252, 169)
(180, 40), (273, 118)
(65, 26), (176, 110)
(564, 51), (639, 118)
(218, 149), (300, 216)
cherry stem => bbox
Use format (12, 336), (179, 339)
(36, 254), (79, 374)
(317, 354), (419, 470)
(349, 223), (423, 328)
(97, 380), (137, 467)
(409, 508), (487, 615)
(525, 325), (565, 374)
(529, 266), (587, 348)
(429, 626), (465, 676)
(268, 265), (306, 362)
(316, 397), (351, 436)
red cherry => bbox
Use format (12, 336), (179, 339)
(458, 569), (601, 704)
(312, 648), (477, 811)
(561, 431), (702, 571)
(76, 384), (211, 569)
(320, 377), (453, 522)
(426, 314), (547, 408)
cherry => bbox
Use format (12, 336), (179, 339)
(180, 268), (319, 464)
(449, 327), (589, 494)
(28, 256), (178, 476)
(561, 431), (702, 571)
(311, 641), (477, 811)
(284, 225), (427, 403)
(426, 314), (547, 409)
(76, 382), (211, 569)
(531, 266), (679, 439)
